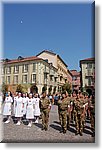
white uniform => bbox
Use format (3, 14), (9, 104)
(33, 97), (40, 116)
(15, 97), (23, 117)
(26, 98), (34, 119)
(0, 96), (3, 114)
(22, 97), (28, 115)
(13, 96), (18, 115)
(3, 96), (13, 116)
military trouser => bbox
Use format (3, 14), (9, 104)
(59, 110), (67, 131)
(90, 113), (95, 133)
(75, 112), (83, 134)
(67, 109), (71, 128)
(42, 109), (49, 129)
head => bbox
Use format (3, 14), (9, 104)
(23, 93), (26, 98)
(8, 91), (11, 96)
(72, 91), (77, 97)
(29, 93), (33, 99)
(18, 92), (22, 98)
(42, 92), (46, 98)
(62, 91), (66, 99)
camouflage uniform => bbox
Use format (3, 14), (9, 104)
(70, 97), (76, 123)
(57, 98), (70, 133)
(66, 97), (71, 129)
(40, 97), (51, 130)
(74, 98), (85, 136)
(89, 98), (95, 137)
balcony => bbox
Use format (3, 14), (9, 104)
(85, 72), (95, 77)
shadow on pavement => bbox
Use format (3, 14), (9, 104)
(50, 124), (61, 131)
(34, 123), (42, 129)
(53, 121), (60, 125)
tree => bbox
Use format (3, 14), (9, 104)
(42, 85), (47, 93)
(1, 82), (8, 95)
(16, 84), (24, 93)
(62, 83), (72, 94)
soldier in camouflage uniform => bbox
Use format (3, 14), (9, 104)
(74, 92), (85, 136)
(65, 91), (71, 130)
(39, 92), (51, 131)
(57, 91), (70, 134)
(89, 95), (95, 137)
(70, 91), (77, 124)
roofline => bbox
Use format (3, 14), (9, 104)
(57, 55), (68, 67)
(36, 50), (56, 57)
(80, 57), (95, 68)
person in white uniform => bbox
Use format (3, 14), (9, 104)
(22, 93), (28, 118)
(13, 92), (18, 116)
(3, 91), (13, 123)
(26, 93), (34, 127)
(33, 93), (40, 123)
(15, 92), (23, 125)
(0, 92), (3, 114)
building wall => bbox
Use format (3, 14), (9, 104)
(0, 59), (58, 94)
(37, 52), (57, 68)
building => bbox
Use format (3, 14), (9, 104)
(37, 50), (71, 91)
(67, 69), (72, 86)
(70, 70), (80, 92)
(0, 56), (58, 94)
(80, 58), (95, 95)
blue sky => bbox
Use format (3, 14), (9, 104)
(3, 2), (94, 71)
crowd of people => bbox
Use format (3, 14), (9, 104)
(0, 90), (95, 137)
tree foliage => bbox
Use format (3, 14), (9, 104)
(62, 83), (72, 94)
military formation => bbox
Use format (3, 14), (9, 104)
(0, 90), (95, 137)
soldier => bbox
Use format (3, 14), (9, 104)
(89, 95), (95, 137)
(74, 92), (85, 136)
(70, 91), (77, 124)
(65, 91), (71, 130)
(57, 91), (70, 134)
(39, 92), (51, 131)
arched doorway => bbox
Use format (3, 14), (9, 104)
(30, 84), (38, 94)
(86, 89), (92, 96)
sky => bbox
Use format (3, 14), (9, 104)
(3, 2), (95, 71)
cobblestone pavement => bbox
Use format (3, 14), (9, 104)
(1, 105), (95, 143)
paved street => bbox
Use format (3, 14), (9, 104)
(1, 105), (95, 143)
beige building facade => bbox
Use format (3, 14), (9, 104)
(0, 56), (58, 94)
(37, 50), (70, 91)
(80, 58), (95, 95)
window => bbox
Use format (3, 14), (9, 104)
(1, 67), (5, 74)
(7, 76), (10, 84)
(6, 67), (11, 74)
(72, 76), (77, 80)
(23, 64), (28, 72)
(33, 63), (36, 72)
(1, 76), (5, 83)
(88, 77), (92, 86)
(22, 75), (27, 83)
(50, 76), (53, 81)
(14, 75), (18, 84)
(54, 77), (57, 82)
(87, 63), (92, 69)
(32, 74), (36, 83)
(14, 65), (19, 73)
(44, 73), (47, 80)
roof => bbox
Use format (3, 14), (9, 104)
(36, 50), (68, 67)
(36, 50), (56, 56)
(2, 56), (42, 65)
(80, 57), (95, 67)
(80, 57), (95, 62)
(70, 70), (80, 76)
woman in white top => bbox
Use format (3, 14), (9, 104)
(26, 93), (34, 127)
(22, 93), (28, 118)
(13, 92), (18, 116)
(3, 91), (13, 123)
(33, 93), (40, 123)
(15, 92), (23, 125)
